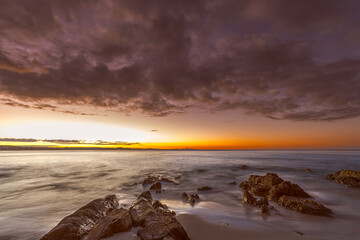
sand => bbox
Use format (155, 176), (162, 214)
(107, 213), (328, 240)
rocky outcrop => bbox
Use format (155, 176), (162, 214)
(129, 191), (156, 226)
(240, 173), (331, 216)
(326, 170), (360, 188)
(41, 190), (189, 240)
(84, 208), (132, 240)
(41, 195), (119, 240)
(242, 190), (270, 214)
(197, 186), (212, 191)
(182, 192), (200, 206)
(137, 212), (190, 240)
(278, 196), (332, 216)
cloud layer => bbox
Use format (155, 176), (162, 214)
(0, 0), (359, 120)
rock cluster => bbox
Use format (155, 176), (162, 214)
(240, 173), (332, 216)
(41, 191), (189, 240)
(182, 192), (200, 206)
(326, 170), (360, 188)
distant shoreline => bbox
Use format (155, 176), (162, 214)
(0, 146), (359, 151)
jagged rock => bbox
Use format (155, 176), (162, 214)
(190, 193), (199, 200)
(153, 200), (176, 216)
(182, 192), (200, 206)
(137, 212), (190, 240)
(181, 192), (189, 202)
(229, 181), (237, 185)
(278, 195), (332, 216)
(160, 176), (180, 185)
(268, 181), (311, 201)
(150, 181), (162, 190)
(41, 195), (119, 240)
(143, 175), (159, 185)
(243, 190), (270, 214)
(129, 191), (156, 226)
(197, 186), (212, 191)
(326, 170), (360, 188)
(242, 190), (257, 205)
(240, 173), (330, 216)
(84, 208), (132, 240)
(304, 168), (313, 173)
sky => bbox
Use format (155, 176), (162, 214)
(0, 0), (359, 149)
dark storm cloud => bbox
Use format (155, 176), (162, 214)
(0, 0), (359, 121)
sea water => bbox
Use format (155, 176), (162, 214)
(0, 150), (359, 240)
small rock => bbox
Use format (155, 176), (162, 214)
(190, 194), (199, 199)
(197, 169), (207, 173)
(188, 197), (196, 206)
(197, 186), (212, 191)
(241, 165), (249, 169)
(304, 168), (313, 173)
(150, 181), (162, 190)
(228, 181), (237, 185)
(295, 231), (304, 235)
(143, 175), (158, 185)
(181, 192), (189, 202)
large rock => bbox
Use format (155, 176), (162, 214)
(268, 181), (311, 201)
(150, 181), (162, 190)
(41, 195), (119, 240)
(137, 212), (190, 240)
(326, 170), (360, 188)
(84, 208), (132, 240)
(240, 173), (331, 216)
(278, 196), (332, 216)
(129, 191), (156, 226)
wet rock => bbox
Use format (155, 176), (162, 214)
(160, 176), (180, 185)
(326, 170), (360, 188)
(242, 190), (257, 205)
(243, 190), (269, 214)
(153, 200), (175, 216)
(84, 208), (132, 240)
(241, 165), (249, 169)
(197, 186), (212, 191)
(188, 197), (196, 206)
(150, 181), (162, 190)
(268, 181), (311, 201)
(137, 212), (190, 240)
(197, 169), (206, 173)
(278, 195), (332, 216)
(190, 193), (199, 200)
(304, 168), (313, 173)
(181, 192), (189, 202)
(240, 173), (330, 216)
(41, 195), (119, 240)
(129, 191), (156, 226)
(143, 175), (159, 185)
(228, 181), (237, 185)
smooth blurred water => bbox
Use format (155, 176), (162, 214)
(0, 150), (359, 240)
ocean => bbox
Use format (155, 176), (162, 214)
(0, 150), (359, 240)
